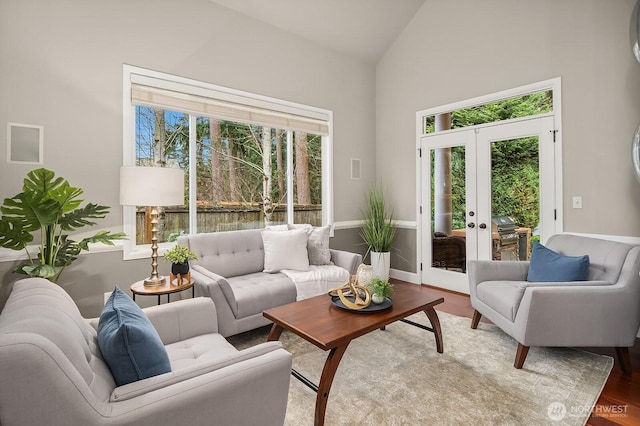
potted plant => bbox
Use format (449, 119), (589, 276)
(163, 244), (197, 275)
(369, 277), (394, 304)
(359, 184), (396, 280)
(0, 168), (126, 283)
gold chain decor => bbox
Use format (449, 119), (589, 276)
(328, 274), (372, 310)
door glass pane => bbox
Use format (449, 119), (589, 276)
(490, 137), (539, 261)
(430, 145), (467, 273)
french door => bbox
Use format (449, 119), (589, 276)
(420, 115), (557, 293)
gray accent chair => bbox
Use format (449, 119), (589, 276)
(0, 278), (292, 426)
(468, 234), (640, 374)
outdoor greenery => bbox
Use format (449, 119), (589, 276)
(163, 245), (198, 264)
(0, 168), (126, 282)
(359, 184), (396, 253)
(429, 91), (552, 231)
(135, 107), (322, 239)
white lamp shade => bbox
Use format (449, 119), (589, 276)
(120, 166), (184, 206)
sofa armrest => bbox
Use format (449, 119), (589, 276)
(110, 341), (287, 402)
(514, 283), (640, 347)
(468, 260), (529, 298)
(191, 265), (240, 337)
(330, 249), (362, 275)
(142, 297), (218, 344)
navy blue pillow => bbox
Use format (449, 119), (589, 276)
(98, 287), (171, 386)
(526, 242), (590, 282)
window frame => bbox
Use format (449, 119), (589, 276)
(122, 65), (334, 260)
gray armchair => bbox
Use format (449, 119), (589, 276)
(0, 278), (292, 425)
(468, 234), (640, 374)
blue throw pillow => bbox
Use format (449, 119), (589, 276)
(98, 287), (171, 386)
(526, 242), (590, 282)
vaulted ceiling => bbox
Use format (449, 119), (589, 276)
(209, 0), (425, 63)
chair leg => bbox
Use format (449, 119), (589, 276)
(615, 347), (632, 376)
(471, 310), (482, 329)
(514, 343), (529, 369)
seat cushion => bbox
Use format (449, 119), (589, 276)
(165, 333), (239, 370)
(221, 272), (297, 319)
(98, 287), (172, 386)
(476, 281), (527, 322)
(527, 242), (589, 282)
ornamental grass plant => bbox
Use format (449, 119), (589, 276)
(359, 184), (395, 253)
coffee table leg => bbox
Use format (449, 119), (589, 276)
(267, 323), (284, 341)
(315, 343), (349, 426)
(424, 307), (443, 353)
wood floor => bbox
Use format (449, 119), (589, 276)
(403, 281), (640, 426)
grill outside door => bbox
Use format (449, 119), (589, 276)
(491, 216), (519, 261)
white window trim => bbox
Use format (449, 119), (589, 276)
(122, 64), (334, 260)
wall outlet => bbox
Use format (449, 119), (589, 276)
(572, 196), (582, 209)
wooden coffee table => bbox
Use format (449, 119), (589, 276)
(263, 282), (444, 426)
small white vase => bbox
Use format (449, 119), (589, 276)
(371, 294), (385, 304)
(356, 264), (374, 287)
(371, 251), (390, 280)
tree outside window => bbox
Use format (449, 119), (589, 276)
(133, 107), (323, 245)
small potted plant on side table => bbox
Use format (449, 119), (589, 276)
(369, 277), (394, 304)
(163, 245), (198, 283)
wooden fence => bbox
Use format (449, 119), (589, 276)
(136, 204), (322, 244)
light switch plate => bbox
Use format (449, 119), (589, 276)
(572, 196), (582, 209)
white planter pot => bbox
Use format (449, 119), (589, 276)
(371, 294), (385, 304)
(370, 251), (390, 280)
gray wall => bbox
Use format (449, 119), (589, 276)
(377, 0), (640, 235)
(0, 0), (375, 316)
(3, 0), (639, 314)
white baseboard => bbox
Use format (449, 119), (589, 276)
(389, 268), (419, 284)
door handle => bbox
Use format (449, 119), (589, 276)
(479, 223), (487, 229)
(467, 222), (475, 228)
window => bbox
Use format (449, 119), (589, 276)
(423, 90), (553, 134)
(123, 66), (333, 259)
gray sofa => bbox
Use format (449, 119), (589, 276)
(178, 228), (362, 337)
(0, 278), (292, 426)
(468, 234), (640, 373)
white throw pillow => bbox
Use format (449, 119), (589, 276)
(307, 225), (331, 265)
(262, 229), (310, 273)
(264, 224), (289, 231)
(288, 223), (313, 231)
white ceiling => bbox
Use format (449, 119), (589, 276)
(209, 0), (425, 63)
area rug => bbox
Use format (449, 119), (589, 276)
(229, 311), (613, 426)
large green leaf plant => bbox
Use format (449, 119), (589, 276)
(0, 168), (126, 283)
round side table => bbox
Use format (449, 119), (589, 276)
(130, 275), (194, 305)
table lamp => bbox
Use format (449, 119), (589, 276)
(120, 166), (184, 287)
